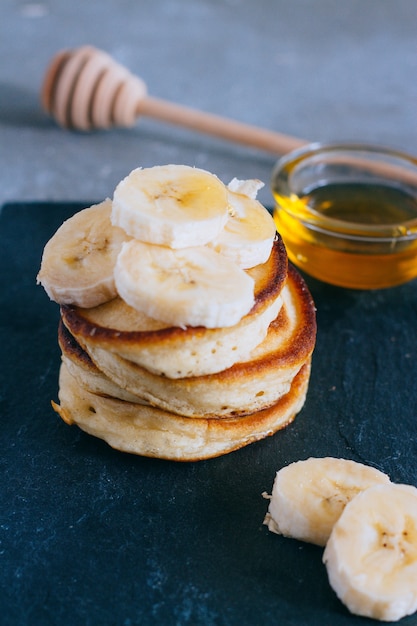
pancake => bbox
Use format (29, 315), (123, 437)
(60, 237), (288, 379)
(58, 323), (150, 405)
(52, 360), (311, 462)
(61, 264), (316, 418)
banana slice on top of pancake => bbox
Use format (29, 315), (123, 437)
(114, 239), (255, 328)
(111, 164), (230, 248)
(208, 180), (276, 269)
(36, 199), (128, 308)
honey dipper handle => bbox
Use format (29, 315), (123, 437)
(138, 96), (307, 155)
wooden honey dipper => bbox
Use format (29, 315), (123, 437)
(41, 45), (306, 154)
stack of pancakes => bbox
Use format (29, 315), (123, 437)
(53, 235), (316, 461)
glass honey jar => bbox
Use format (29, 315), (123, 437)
(271, 143), (417, 289)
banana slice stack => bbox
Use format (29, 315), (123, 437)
(37, 164), (316, 461)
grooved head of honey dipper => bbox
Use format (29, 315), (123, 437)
(41, 45), (147, 131)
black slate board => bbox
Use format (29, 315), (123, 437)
(1, 201), (417, 626)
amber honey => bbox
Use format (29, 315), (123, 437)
(271, 144), (417, 289)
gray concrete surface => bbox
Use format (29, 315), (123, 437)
(1, 0), (416, 209)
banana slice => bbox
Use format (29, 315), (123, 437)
(264, 457), (390, 546)
(208, 186), (276, 269)
(323, 483), (417, 622)
(37, 199), (128, 308)
(227, 177), (265, 198)
(111, 164), (229, 248)
(114, 239), (255, 328)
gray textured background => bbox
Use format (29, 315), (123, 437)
(1, 0), (416, 209)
